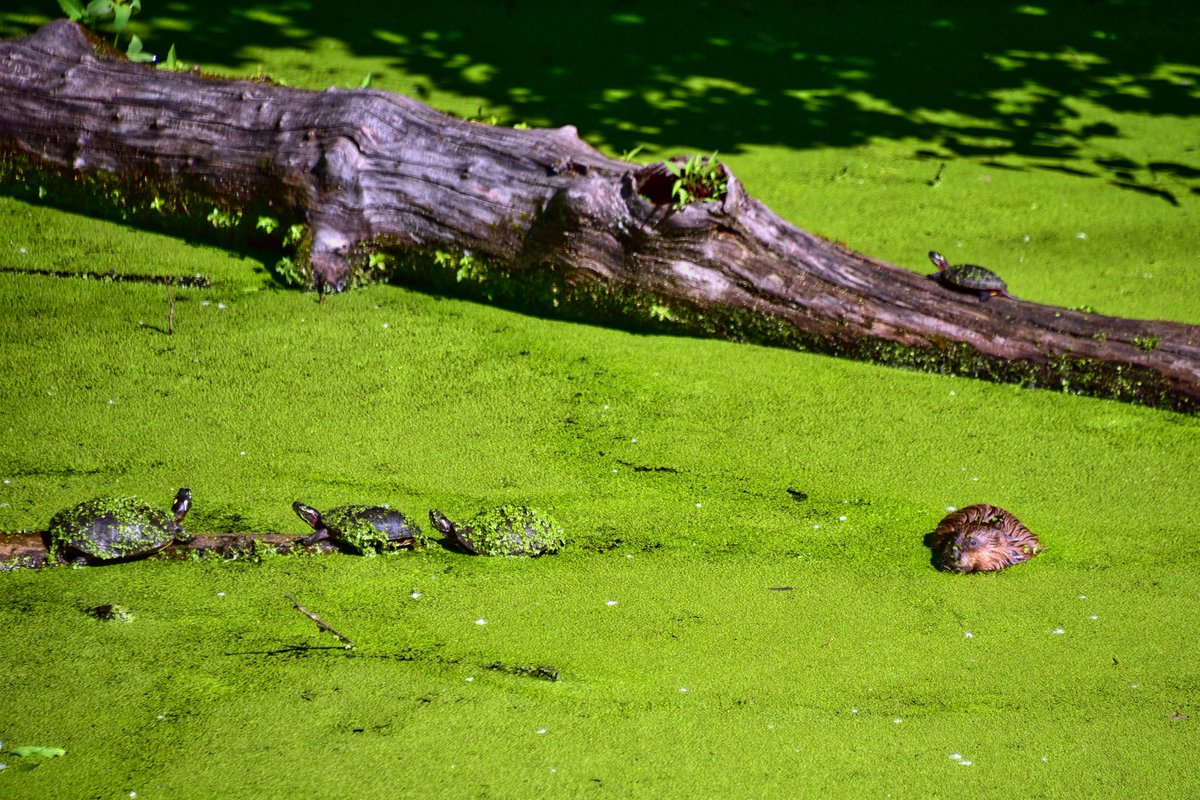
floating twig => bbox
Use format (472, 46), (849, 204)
(163, 276), (175, 334)
(284, 592), (354, 649)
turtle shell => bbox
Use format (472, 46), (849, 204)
(294, 502), (426, 554)
(942, 263), (1008, 294)
(48, 489), (190, 564)
(926, 504), (1042, 573)
(430, 504), (565, 557)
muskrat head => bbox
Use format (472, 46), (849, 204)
(928, 504), (1043, 574)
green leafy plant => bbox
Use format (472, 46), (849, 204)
(157, 43), (189, 72)
(1133, 335), (1161, 351)
(619, 145), (645, 162)
(663, 151), (727, 209)
(255, 216), (279, 235)
(282, 224), (306, 248)
(57, 0), (175, 65)
(273, 256), (303, 287)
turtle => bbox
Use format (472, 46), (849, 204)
(293, 501), (426, 554)
(429, 504), (565, 557)
(925, 504), (1042, 573)
(928, 251), (1015, 301)
(47, 488), (192, 564)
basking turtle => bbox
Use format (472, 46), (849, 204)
(926, 504), (1042, 573)
(48, 488), (192, 564)
(429, 505), (565, 556)
(928, 251), (1015, 301)
(293, 501), (425, 554)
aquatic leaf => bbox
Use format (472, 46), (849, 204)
(11, 745), (66, 758)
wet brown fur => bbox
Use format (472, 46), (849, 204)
(927, 504), (1042, 573)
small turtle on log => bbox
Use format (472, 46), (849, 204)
(928, 251), (1016, 301)
(926, 504), (1042, 573)
(429, 505), (565, 556)
(293, 501), (425, 554)
(47, 488), (192, 564)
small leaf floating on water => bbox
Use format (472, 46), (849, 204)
(11, 745), (66, 758)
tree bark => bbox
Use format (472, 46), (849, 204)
(2, 20), (1198, 411)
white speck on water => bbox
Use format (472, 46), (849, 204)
(695, 502), (702, 508)
(411, 592), (422, 600)
(475, 618), (487, 625)
(960, 760), (973, 766)
(971, 476), (979, 481)
(0, 764), (6, 771)
(631, 437), (637, 443)
(131, 793), (137, 798)
(813, 524), (821, 529)
(382, 323), (389, 329)
(1130, 684), (1140, 689)
(946, 505), (958, 511)
(157, 713), (166, 720)
(964, 632), (974, 638)
(850, 708), (859, 714)
(217, 302), (227, 309)
(536, 728), (547, 734)
(950, 753), (962, 760)
(679, 687), (688, 693)
(202, 300), (211, 307)
(240, 451), (247, 456)
(603, 404), (609, 410)
(949, 390), (956, 396)
(1089, 615), (1098, 620)
(465, 676), (474, 682)
(18, 247), (27, 254)
(1053, 628), (1065, 635)
(216, 591), (225, 597)
(606, 600), (618, 606)
(1023, 234), (1031, 242)
(838, 515), (847, 521)
(1041, 756), (1049, 762)
(893, 718), (903, 724)
(108, 399), (115, 405)
(3, 479), (8, 484)
(1076, 232), (1087, 239)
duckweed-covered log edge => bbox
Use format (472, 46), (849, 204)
(1, 20), (1198, 411)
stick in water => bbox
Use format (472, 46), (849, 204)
(284, 593), (354, 649)
(163, 276), (175, 334)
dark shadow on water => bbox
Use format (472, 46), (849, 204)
(3, 0), (1195, 201)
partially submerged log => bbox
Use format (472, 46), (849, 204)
(2, 20), (1198, 411)
(0, 530), (327, 570)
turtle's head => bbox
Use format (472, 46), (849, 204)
(928, 251), (949, 272)
(429, 509), (478, 554)
(171, 488), (192, 527)
(428, 510), (455, 537)
(293, 501), (323, 531)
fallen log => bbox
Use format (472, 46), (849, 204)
(0, 530), (327, 570)
(1, 20), (1198, 411)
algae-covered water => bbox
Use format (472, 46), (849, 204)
(2, 2), (1198, 797)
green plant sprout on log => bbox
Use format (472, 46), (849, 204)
(664, 151), (728, 209)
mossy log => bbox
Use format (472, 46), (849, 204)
(2, 20), (1198, 411)
(0, 530), (328, 570)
